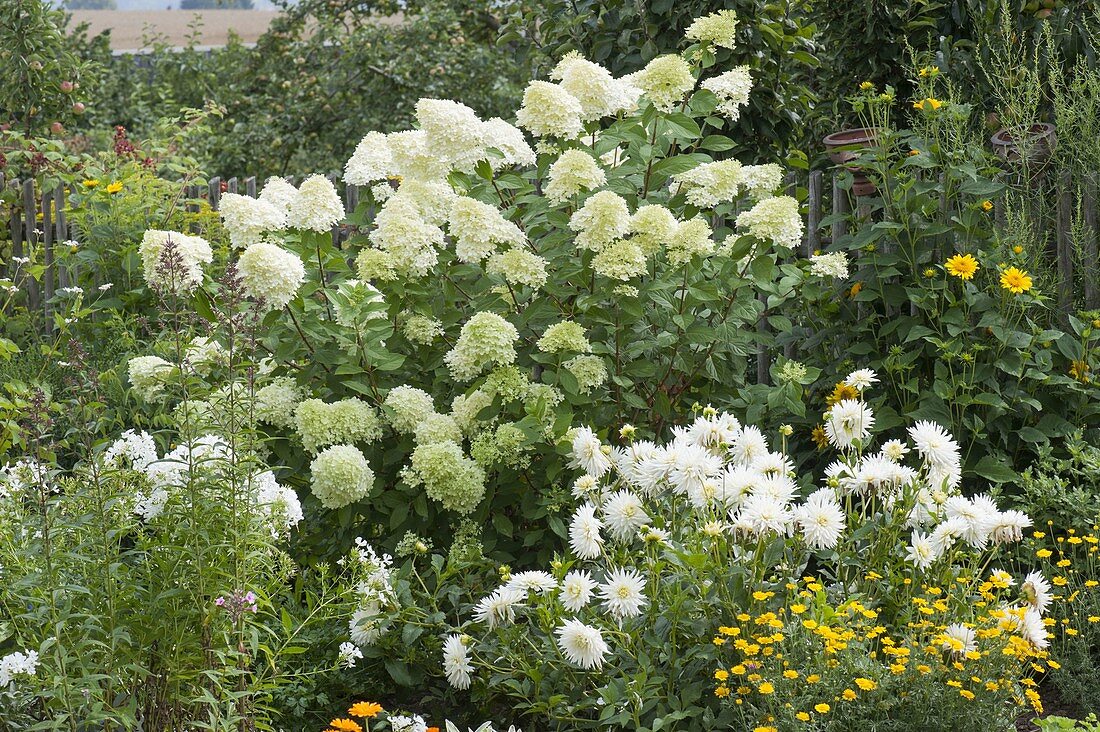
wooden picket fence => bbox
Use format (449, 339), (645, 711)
(3, 168), (1098, 384)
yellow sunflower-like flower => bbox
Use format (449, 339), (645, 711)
(1000, 266), (1032, 294)
(944, 253), (979, 280)
(82, 179), (100, 189)
(912, 97), (943, 111)
(811, 424), (828, 450)
(106, 181), (123, 194)
(825, 382), (859, 407)
(329, 719), (362, 732)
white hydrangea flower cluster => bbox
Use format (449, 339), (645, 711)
(735, 195), (803, 249)
(486, 247), (548, 289)
(809, 251), (850, 279)
(549, 52), (640, 122)
(685, 9), (739, 49)
(401, 313), (444, 345)
(310, 444), (374, 509)
(701, 67), (753, 120)
(257, 176), (299, 212)
(402, 440), (487, 515)
(450, 377), (1039, 684)
(139, 230), (213, 294)
(218, 192), (287, 248)
(449, 197), (527, 264)
(255, 377), (305, 429)
(287, 174), (345, 232)
(444, 312), (519, 382)
(295, 397), (384, 453)
(236, 240), (306, 311)
(628, 55), (695, 112)
(127, 355), (174, 401)
(346, 99), (534, 185)
(673, 161), (781, 208)
(544, 149), (607, 204)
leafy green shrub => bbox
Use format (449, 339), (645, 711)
(0, 0), (91, 144)
(127, 13), (812, 575)
(791, 73), (1099, 489)
(0, 265), (360, 731)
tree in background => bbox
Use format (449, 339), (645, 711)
(82, 0), (525, 178)
(0, 0), (91, 138)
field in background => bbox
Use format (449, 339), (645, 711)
(67, 10), (281, 50)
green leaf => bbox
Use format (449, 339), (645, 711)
(971, 455), (1017, 484)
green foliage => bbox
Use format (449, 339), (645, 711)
(0, 276), (358, 731)
(1039, 717), (1100, 732)
(0, 0), (92, 138)
(812, 1), (1099, 130)
(792, 76), (1099, 487)
(84, 0), (527, 180)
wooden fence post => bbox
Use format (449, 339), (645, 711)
(1056, 171), (1074, 314)
(831, 175), (849, 245)
(10, 181), (23, 300)
(41, 188), (54, 332)
(806, 170), (823, 257)
(208, 176), (222, 210)
(1083, 174), (1099, 310)
(54, 186), (72, 289)
(21, 180), (40, 314)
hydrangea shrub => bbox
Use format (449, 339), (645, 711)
(126, 11), (822, 564)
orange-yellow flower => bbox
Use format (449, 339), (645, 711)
(1070, 360), (1090, 383)
(1000, 267), (1032, 294)
(945, 254), (979, 280)
(329, 719), (362, 732)
(348, 702), (383, 718)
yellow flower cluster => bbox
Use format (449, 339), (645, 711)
(713, 576), (1056, 725)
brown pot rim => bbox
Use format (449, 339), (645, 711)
(990, 122), (1055, 147)
(823, 127), (881, 147)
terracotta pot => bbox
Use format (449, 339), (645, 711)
(823, 127), (881, 197)
(990, 123), (1056, 167)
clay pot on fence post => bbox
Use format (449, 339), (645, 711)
(990, 123), (1056, 172)
(823, 127), (881, 197)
